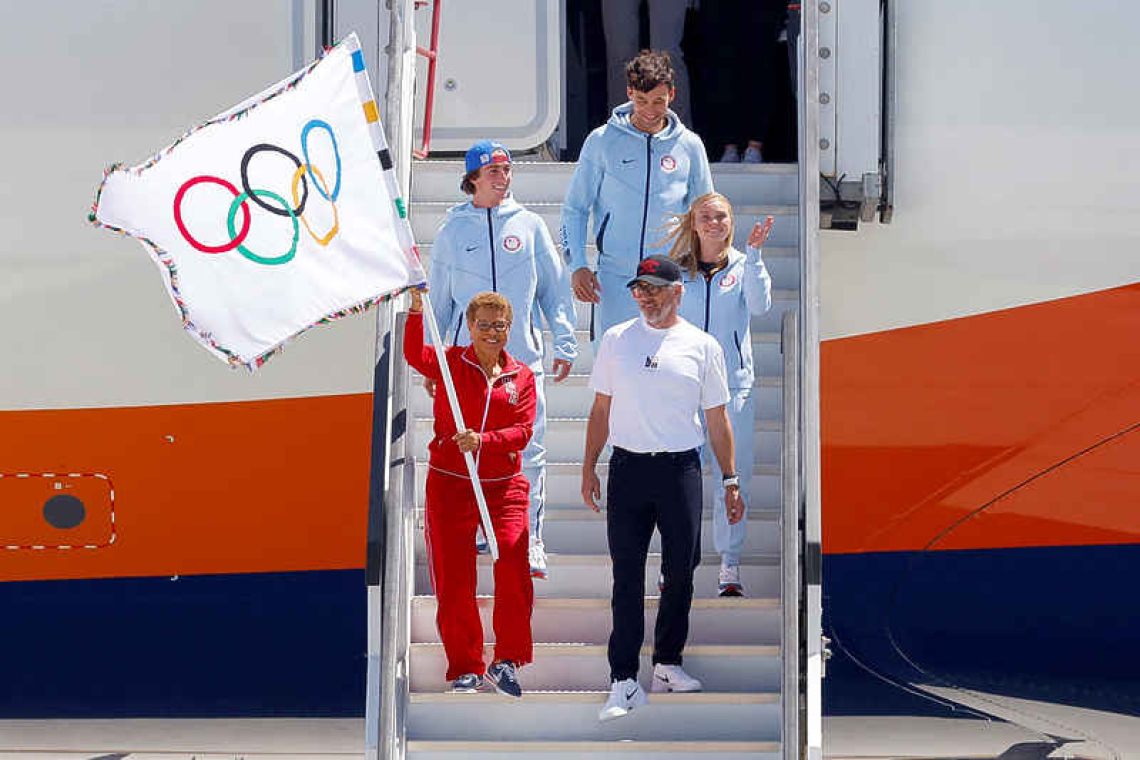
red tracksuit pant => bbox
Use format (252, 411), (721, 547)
(425, 470), (533, 681)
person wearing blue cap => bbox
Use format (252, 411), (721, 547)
(560, 49), (714, 346)
(425, 139), (578, 580)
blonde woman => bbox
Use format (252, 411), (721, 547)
(664, 192), (773, 595)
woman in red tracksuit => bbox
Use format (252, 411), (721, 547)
(404, 288), (536, 697)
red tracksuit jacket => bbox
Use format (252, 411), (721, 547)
(404, 311), (536, 479)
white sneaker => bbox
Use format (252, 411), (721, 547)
(599, 678), (648, 722)
(528, 539), (548, 580)
(718, 562), (744, 597)
(652, 663), (702, 693)
(742, 145), (763, 164)
(718, 144), (741, 163)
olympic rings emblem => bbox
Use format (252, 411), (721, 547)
(172, 118), (342, 266)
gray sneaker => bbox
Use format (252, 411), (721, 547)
(450, 673), (484, 693)
(529, 540), (548, 580)
(718, 562), (744, 597)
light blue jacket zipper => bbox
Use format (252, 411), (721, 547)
(678, 246), (772, 390)
(428, 196), (578, 367)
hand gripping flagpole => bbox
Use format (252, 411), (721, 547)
(419, 291), (500, 561)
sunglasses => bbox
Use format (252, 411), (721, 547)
(630, 281), (667, 296)
(474, 319), (511, 332)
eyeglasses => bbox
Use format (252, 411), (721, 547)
(474, 319), (511, 332)
(630, 281), (667, 296)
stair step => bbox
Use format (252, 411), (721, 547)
(413, 553), (781, 598)
(412, 508), (782, 556)
(411, 462), (782, 510)
(409, 372), (784, 420)
(411, 417), (784, 466)
(410, 643), (781, 692)
(415, 242), (801, 290)
(408, 329), (786, 376)
(563, 294), (798, 335)
(407, 691), (781, 742)
(410, 159), (799, 207)
(409, 202), (800, 251)
(410, 596), (781, 646)
(407, 739), (781, 760)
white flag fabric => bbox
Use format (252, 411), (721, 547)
(90, 34), (425, 369)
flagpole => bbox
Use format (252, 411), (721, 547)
(419, 291), (500, 561)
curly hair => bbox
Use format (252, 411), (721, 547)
(661, 192), (735, 278)
(626, 49), (675, 92)
(465, 291), (513, 323)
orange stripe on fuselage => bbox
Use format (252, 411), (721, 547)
(822, 282), (1140, 554)
(0, 394), (372, 582)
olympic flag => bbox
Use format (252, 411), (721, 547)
(89, 34), (426, 369)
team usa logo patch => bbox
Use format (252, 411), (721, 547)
(660, 155), (677, 172)
(503, 379), (520, 404)
(644, 355), (659, 370)
(502, 234), (522, 252)
(720, 273), (738, 289)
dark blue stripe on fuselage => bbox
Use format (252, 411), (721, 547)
(0, 570), (365, 717)
(823, 544), (1140, 719)
(6, 544), (1139, 719)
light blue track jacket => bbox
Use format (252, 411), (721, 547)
(560, 104), (714, 278)
(428, 196), (577, 368)
(678, 246), (772, 390)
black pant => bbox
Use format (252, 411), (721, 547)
(697, 0), (785, 155)
(606, 446), (703, 682)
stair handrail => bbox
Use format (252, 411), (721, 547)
(780, 309), (801, 760)
(795, 0), (825, 755)
(371, 308), (414, 760)
(412, 0), (443, 159)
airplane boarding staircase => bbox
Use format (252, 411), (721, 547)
(378, 157), (803, 760)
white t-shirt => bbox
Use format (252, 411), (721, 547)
(590, 316), (730, 453)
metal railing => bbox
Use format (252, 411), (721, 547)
(412, 0), (443, 159)
(369, 308), (415, 760)
(880, 0), (898, 223)
(780, 310), (802, 760)
(795, 0), (824, 755)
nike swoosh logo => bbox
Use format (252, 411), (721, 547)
(625, 689), (638, 699)
(465, 245), (478, 252)
(621, 158), (635, 164)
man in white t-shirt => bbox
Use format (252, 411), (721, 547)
(582, 255), (745, 722)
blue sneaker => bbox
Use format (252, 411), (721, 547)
(486, 659), (522, 698)
(450, 673), (484, 693)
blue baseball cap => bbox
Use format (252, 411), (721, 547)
(465, 140), (511, 174)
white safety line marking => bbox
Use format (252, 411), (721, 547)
(1, 471), (117, 551)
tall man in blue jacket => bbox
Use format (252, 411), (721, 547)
(428, 140), (578, 579)
(560, 49), (714, 342)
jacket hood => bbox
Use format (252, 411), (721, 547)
(445, 194), (524, 221)
(608, 102), (684, 141)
